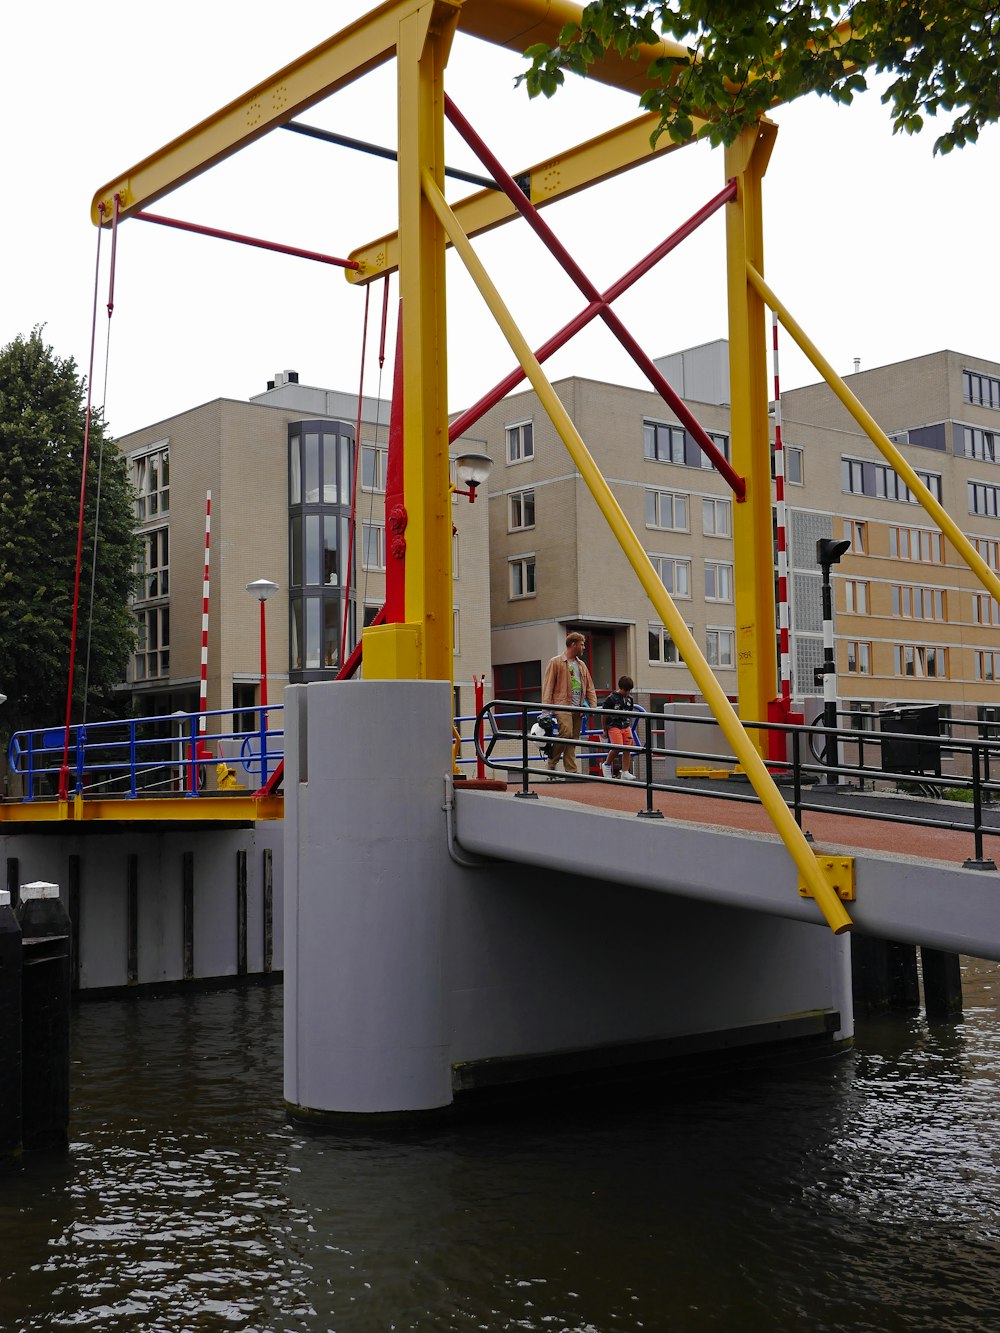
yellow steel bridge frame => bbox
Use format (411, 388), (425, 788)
(81, 0), (1000, 930)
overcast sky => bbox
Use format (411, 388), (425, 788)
(4, 2), (998, 440)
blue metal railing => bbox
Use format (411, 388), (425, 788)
(7, 707), (284, 801)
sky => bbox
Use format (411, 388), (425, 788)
(3, 2), (999, 440)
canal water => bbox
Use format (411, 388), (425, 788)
(2, 962), (999, 1333)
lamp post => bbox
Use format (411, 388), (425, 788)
(815, 538), (851, 788)
(246, 579), (279, 729)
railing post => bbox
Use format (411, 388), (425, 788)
(259, 706), (270, 789)
(963, 740), (997, 870)
(74, 726), (86, 797)
(636, 710), (663, 819)
(24, 733), (35, 803)
(128, 720), (138, 799)
(187, 714), (199, 797)
(792, 727), (803, 828)
(474, 675), (485, 781)
(514, 703), (537, 799)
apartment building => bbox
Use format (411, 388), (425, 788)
(475, 342), (1000, 736)
(118, 373), (491, 726)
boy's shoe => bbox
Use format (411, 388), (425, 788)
(600, 762), (613, 778)
(620, 770), (637, 781)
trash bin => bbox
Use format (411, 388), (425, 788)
(879, 705), (941, 777)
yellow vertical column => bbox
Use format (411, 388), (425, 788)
(363, 1), (459, 681)
(725, 120), (778, 732)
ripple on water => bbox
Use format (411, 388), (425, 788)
(1, 972), (999, 1331)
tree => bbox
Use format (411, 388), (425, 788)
(0, 329), (138, 742)
(522, 1), (1000, 154)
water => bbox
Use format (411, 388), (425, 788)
(2, 963), (999, 1333)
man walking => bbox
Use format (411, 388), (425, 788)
(541, 632), (597, 774)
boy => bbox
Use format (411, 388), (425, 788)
(601, 675), (636, 780)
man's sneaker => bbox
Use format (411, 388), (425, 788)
(600, 762), (613, 778)
(620, 770), (637, 781)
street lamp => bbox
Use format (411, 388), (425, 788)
(815, 538), (851, 787)
(246, 579), (279, 728)
(452, 452), (492, 503)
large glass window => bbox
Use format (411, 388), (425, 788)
(645, 489), (689, 531)
(133, 445), (169, 521)
(288, 421), (355, 678)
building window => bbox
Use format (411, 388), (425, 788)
(453, 607), (460, 655)
(977, 704), (1000, 738)
(509, 555), (536, 598)
(646, 489), (689, 532)
(969, 480), (1000, 518)
(506, 421), (534, 464)
(361, 522), (386, 571)
(702, 497), (731, 538)
(650, 555), (691, 598)
(643, 420), (729, 469)
(361, 443), (387, 491)
(845, 640), (872, 674)
(137, 527), (169, 600)
(843, 519), (867, 554)
(133, 445), (169, 521)
(976, 651), (1000, 681)
(975, 537), (1000, 569)
(706, 628), (734, 668)
(842, 458), (865, 495)
(649, 623), (687, 665)
(452, 529), (460, 580)
(891, 584), (946, 620)
(134, 606), (169, 681)
(974, 592), (1000, 626)
(842, 455), (942, 503)
(704, 561), (734, 602)
(508, 489), (535, 531)
(362, 603), (381, 628)
(493, 660), (542, 704)
(964, 370), (1000, 410)
(773, 444), (804, 485)
(644, 420), (685, 464)
(894, 644), (948, 678)
(961, 427), (999, 463)
(844, 579), (868, 614)
(233, 682), (258, 732)
(889, 526), (944, 562)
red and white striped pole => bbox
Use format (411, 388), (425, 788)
(772, 313), (791, 701)
(199, 491), (212, 730)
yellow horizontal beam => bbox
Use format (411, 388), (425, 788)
(458, 0), (690, 99)
(0, 796), (283, 824)
(91, 0), (432, 222)
(348, 107), (705, 282)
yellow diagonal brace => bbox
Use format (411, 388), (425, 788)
(91, 0), (432, 223)
(348, 109), (707, 283)
(748, 264), (1000, 608)
(422, 167), (852, 935)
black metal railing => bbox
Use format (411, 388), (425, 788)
(475, 700), (1000, 869)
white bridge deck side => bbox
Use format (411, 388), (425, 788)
(453, 789), (1000, 963)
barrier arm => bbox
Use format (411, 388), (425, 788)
(747, 264), (1000, 607)
(423, 167), (852, 935)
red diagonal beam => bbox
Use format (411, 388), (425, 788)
(449, 178), (737, 445)
(444, 96), (745, 501)
(132, 210), (360, 270)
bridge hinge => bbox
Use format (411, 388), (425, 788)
(799, 855), (855, 903)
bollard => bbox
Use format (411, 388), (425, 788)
(16, 882), (71, 1151)
(0, 888), (22, 1162)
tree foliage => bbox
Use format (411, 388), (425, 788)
(521, 1), (1000, 153)
(0, 329), (138, 740)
